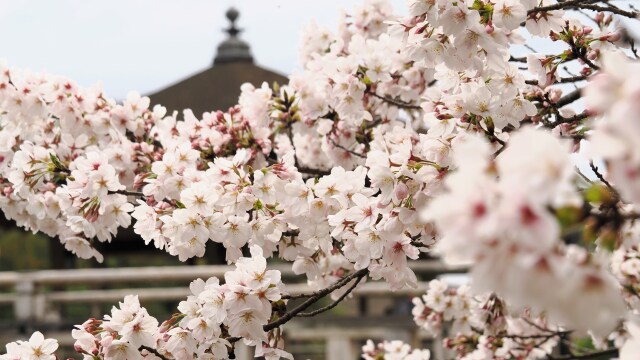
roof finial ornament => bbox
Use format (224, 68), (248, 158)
(214, 7), (254, 65)
(225, 7), (241, 37)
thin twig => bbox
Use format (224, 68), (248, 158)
(589, 162), (621, 201)
(297, 166), (331, 177)
(589, 162), (614, 191)
(140, 345), (169, 360)
(327, 136), (366, 159)
(567, 34), (601, 71)
(579, 4), (638, 18)
(622, 212), (640, 220)
(528, 0), (637, 19)
(555, 88), (582, 108)
(529, 0), (600, 14)
(266, 268), (369, 331)
(367, 91), (422, 110)
(525, 75), (588, 86)
(555, 111), (590, 125)
(295, 271), (366, 317)
(110, 189), (145, 197)
(480, 126), (506, 146)
(227, 268), (370, 344)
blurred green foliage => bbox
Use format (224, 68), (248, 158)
(0, 229), (51, 271)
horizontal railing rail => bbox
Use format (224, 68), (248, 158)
(0, 260), (464, 360)
(0, 260), (467, 323)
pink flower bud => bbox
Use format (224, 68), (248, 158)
(608, 31), (622, 42)
(100, 335), (113, 348)
(549, 88), (562, 103)
(594, 12), (604, 24)
(159, 320), (171, 333)
(485, 23), (494, 34)
(394, 182), (409, 200)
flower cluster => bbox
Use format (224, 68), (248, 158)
(0, 332), (58, 360)
(361, 339), (430, 360)
(412, 280), (561, 359)
(424, 128), (626, 335)
(585, 52), (640, 205)
(68, 247), (287, 359)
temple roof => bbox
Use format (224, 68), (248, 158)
(147, 8), (287, 117)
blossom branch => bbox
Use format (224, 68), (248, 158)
(110, 189), (146, 197)
(555, 111), (590, 125)
(327, 135), (366, 158)
(294, 270), (366, 317)
(578, 4), (638, 18)
(296, 166), (331, 177)
(525, 75), (588, 85)
(589, 161), (618, 197)
(566, 33), (601, 71)
(265, 268), (369, 331)
(367, 90), (422, 110)
(555, 88), (582, 108)
(528, 0), (600, 14)
(139, 345), (169, 360)
(227, 268), (369, 344)
(528, 0), (638, 19)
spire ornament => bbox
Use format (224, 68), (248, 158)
(213, 7), (254, 65)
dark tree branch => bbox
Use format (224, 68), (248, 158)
(227, 268), (370, 344)
(266, 268), (369, 331)
(566, 34), (601, 71)
(622, 212), (640, 220)
(327, 135), (366, 159)
(525, 75), (588, 86)
(539, 89), (589, 128)
(555, 88), (582, 108)
(140, 345), (169, 360)
(579, 4), (638, 18)
(528, 0), (599, 14)
(480, 126), (506, 146)
(110, 189), (145, 197)
(554, 111), (590, 125)
(367, 90), (422, 110)
(528, 0), (637, 19)
(295, 270), (366, 317)
(589, 162), (620, 198)
(297, 166), (331, 177)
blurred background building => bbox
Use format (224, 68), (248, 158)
(148, 7), (287, 116)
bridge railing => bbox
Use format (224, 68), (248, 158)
(0, 260), (466, 324)
(0, 260), (466, 359)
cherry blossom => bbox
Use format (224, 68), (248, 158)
(1, 0), (640, 358)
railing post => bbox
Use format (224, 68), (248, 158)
(327, 331), (354, 360)
(14, 275), (34, 332)
(234, 343), (253, 360)
(33, 289), (48, 322)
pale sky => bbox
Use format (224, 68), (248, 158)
(0, 1), (407, 99)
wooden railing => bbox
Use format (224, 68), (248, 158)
(0, 260), (465, 359)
